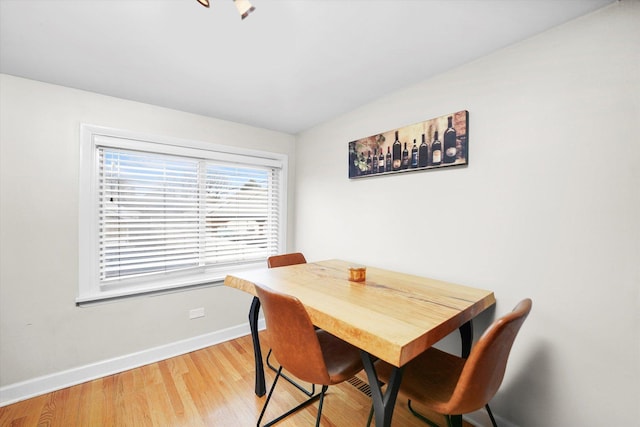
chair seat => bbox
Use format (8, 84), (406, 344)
(371, 298), (532, 427)
(376, 347), (465, 414)
(317, 330), (363, 384)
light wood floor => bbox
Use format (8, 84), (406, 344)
(0, 332), (473, 426)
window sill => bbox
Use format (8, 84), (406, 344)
(76, 262), (265, 306)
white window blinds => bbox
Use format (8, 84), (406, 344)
(98, 147), (281, 284)
(79, 124), (287, 303)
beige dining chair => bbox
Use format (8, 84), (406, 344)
(369, 298), (532, 427)
(255, 283), (364, 427)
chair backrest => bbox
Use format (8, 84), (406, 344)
(267, 252), (307, 268)
(448, 299), (532, 414)
(255, 284), (331, 385)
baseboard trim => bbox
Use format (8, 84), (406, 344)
(0, 320), (265, 407)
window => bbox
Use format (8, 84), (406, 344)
(78, 125), (287, 303)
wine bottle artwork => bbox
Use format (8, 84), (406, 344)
(431, 130), (442, 166)
(392, 131), (402, 171)
(348, 110), (468, 179)
(372, 148), (378, 174)
(419, 133), (428, 168)
(401, 142), (409, 170)
(411, 138), (418, 168)
(385, 146), (392, 172)
(443, 116), (457, 164)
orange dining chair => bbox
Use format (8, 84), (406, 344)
(255, 283), (364, 427)
(267, 252), (307, 269)
(369, 298), (532, 427)
(264, 253), (316, 396)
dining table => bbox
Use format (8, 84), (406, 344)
(224, 259), (496, 427)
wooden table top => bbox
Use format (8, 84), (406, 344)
(224, 259), (496, 367)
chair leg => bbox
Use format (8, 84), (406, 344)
(314, 385), (329, 427)
(407, 399), (440, 427)
(257, 366), (282, 427)
(409, 399), (483, 427)
(446, 415), (463, 427)
(266, 348), (316, 396)
(485, 403), (498, 427)
(257, 366), (326, 427)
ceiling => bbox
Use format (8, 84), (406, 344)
(0, 0), (614, 134)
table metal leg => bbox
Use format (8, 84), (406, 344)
(249, 296), (266, 396)
(458, 320), (473, 358)
(361, 351), (404, 427)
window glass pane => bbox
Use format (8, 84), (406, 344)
(204, 164), (279, 264)
(98, 148), (280, 284)
(100, 149), (201, 281)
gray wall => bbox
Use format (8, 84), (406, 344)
(0, 74), (296, 388)
(294, 2), (639, 426)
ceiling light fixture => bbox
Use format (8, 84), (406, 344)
(234, 0), (256, 19)
(196, 0), (256, 20)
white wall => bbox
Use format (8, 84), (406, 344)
(295, 2), (639, 426)
(0, 75), (295, 394)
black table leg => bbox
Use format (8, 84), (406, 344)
(361, 351), (404, 427)
(249, 296), (266, 396)
(458, 320), (473, 358)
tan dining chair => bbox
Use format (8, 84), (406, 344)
(369, 298), (532, 427)
(267, 252), (307, 268)
(264, 252), (316, 396)
(255, 283), (364, 427)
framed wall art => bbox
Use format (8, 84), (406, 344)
(348, 110), (468, 179)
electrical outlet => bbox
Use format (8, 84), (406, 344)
(189, 307), (205, 319)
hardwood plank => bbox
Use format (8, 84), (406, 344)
(157, 359), (186, 419)
(0, 333), (473, 426)
(75, 381), (94, 426)
(96, 375), (117, 427)
(59, 382), (82, 427)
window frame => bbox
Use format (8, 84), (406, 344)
(78, 124), (287, 304)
